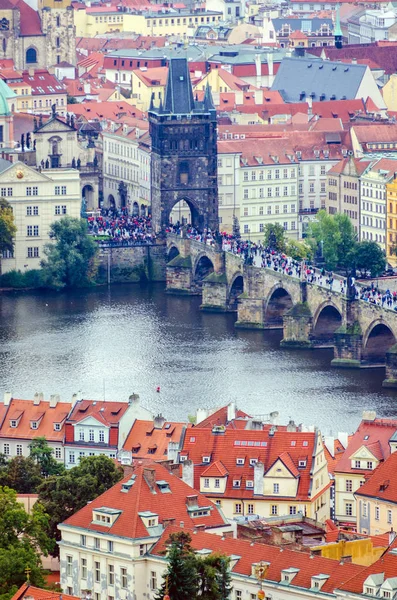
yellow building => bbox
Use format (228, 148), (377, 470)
(131, 68), (167, 112)
(311, 537), (387, 567)
(74, 5), (222, 38)
(355, 450), (397, 536)
(381, 74), (397, 112)
(386, 175), (397, 266)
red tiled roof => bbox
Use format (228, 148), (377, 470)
(335, 418), (397, 475)
(151, 526), (365, 590)
(21, 69), (66, 96)
(197, 405), (251, 429)
(201, 460), (228, 477)
(181, 427), (326, 501)
(355, 451), (397, 504)
(10, 0), (42, 36)
(67, 399), (130, 426)
(67, 100), (145, 121)
(11, 585), (79, 600)
(308, 42), (397, 75)
(337, 545), (397, 593)
(62, 461), (228, 538)
(122, 419), (189, 460)
(0, 397), (71, 442)
(327, 158), (371, 176)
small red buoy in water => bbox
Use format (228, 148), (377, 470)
(156, 386), (161, 393)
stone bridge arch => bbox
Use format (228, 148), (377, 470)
(167, 245), (180, 263)
(193, 252), (215, 286)
(263, 282), (297, 328)
(362, 319), (397, 365)
(228, 272), (244, 310)
(312, 301), (343, 344)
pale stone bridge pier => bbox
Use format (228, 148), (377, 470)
(165, 234), (397, 388)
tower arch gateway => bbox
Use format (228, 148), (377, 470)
(148, 58), (219, 233)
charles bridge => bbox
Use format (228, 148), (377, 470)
(166, 234), (397, 388)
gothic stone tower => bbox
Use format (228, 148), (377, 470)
(148, 57), (218, 232)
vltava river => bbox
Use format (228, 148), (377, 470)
(0, 283), (396, 434)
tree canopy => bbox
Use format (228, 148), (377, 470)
(156, 532), (232, 600)
(308, 210), (357, 272)
(263, 223), (287, 252)
(29, 437), (64, 477)
(355, 240), (386, 277)
(0, 486), (53, 598)
(41, 217), (97, 289)
(38, 455), (123, 555)
(0, 198), (16, 271)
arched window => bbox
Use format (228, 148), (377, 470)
(26, 48), (37, 64)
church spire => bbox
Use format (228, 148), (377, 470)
(203, 82), (216, 112)
(335, 3), (343, 49)
(163, 58), (195, 114)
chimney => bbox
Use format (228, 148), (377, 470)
(167, 441), (180, 464)
(254, 89), (263, 105)
(49, 394), (60, 408)
(389, 528), (396, 546)
(254, 461), (265, 495)
(287, 420), (297, 432)
(234, 90), (243, 105)
(128, 393), (140, 405)
(266, 52), (274, 85)
(28, 67), (35, 77)
(186, 494), (198, 508)
(338, 431), (349, 449)
(153, 414), (166, 429)
(362, 410), (376, 422)
(3, 392), (11, 406)
(196, 408), (209, 425)
(324, 436), (335, 458)
(227, 402), (236, 422)
(269, 411), (279, 425)
(182, 459), (194, 488)
(255, 54), (262, 88)
(34, 392), (43, 405)
(143, 467), (156, 489)
(71, 393), (79, 407)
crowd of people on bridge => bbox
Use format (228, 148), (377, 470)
(87, 209), (155, 245)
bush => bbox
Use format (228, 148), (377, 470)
(0, 269), (45, 289)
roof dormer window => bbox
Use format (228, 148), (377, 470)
(299, 460), (307, 467)
(31, 421), (38, 430)
(180, 455), (187, 462)
(246, 480), (254, 488)
(54, 423), (61, 431)
(233, 480), (241, 488)
(203, 456), (210, 463)
(236, 458), (245, 465)
(10, 420), (17, 428)
(249, 458), (258, 466)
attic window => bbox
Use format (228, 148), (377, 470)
(364, 435), (369, 440)
(303, 441), (308, 447)
(189, 437), (196, 443)
(249, 458), (258, 466)
(233, 480), (241, 488)
(54, 423), (61, 431)
(236, 458), (244, 465)
(203, 456), (210, 463)
(10, 420), (17, 428)
(180, 455), (187, 462)
(246, 480), (254, 488)
(31, 422), (38, 430)
(291, 441), (296, 446)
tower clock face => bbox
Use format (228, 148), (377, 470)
(16, 170), (24, 179)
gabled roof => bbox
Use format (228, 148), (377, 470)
(334, 418), (397, 475)
(9, 0), (42, 36)
(197, 405), (251, 429)
(11, 584), (79, 600)
(337, 545), (397, 593)
(151, 526), (365, 590)
(67, 400), (130, 427)
(61, 461), (228, 539)
(327, 157), (371, 176)
(201, 460), (228, 477)
(122, 419), (190, 459)
(355, 451), (397, 504)
(0, 397), (71, 442)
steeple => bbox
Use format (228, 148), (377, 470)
(335, 3), (343, 49)
(163, 58), (195, 114)
(203, 83), (215, 111)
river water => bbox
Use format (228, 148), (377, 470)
(0, 283), (396, 435)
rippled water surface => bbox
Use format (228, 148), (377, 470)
(0, 283), (396, 434)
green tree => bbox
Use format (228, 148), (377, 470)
(2, 457), (43, 493)
(0, 486), (53, 598)
(308, 210), (357, 272)
(29, 437), (64, 477)
(0, 198), (17, 275)
(286, 239), (312, 261)
(355, 240), (386, 277)
(263, 223), (287, 252)
(41, 217), (97, 289)
(155, 533), (198, 600)
(38, 455), (123, 555)
(66, 94), (78, 104)
(216, 556), (233, 600)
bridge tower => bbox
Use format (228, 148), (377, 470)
(148, 58), (219, 232)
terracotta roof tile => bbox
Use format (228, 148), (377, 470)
(0, 397), (71, 442)
(197, 405), (251, 429)
(122, 419), (189, 460)
(11, 585), (79, 600)
(67, 399), (129, 426)
(355, 451), (397, 504)
(62, 461), (228, 538)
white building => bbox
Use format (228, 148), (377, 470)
(0, 161), (81, 273)
(102, 121), (150, 215)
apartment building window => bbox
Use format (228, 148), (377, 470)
(283, 204), (288, 213)
(259, 188), (264, 198)
(236, 591), (242, 600)
(66, 555), (72, 576)
(271, 505), (278, 515)
(289, 506), (297, 515)
(299, 183), (303, 194)
(375, 506), (380, 520)
(121, 567), (128, 589)
(283, 187), (288, 197)
(79, 429), (84, 441)
(243, 172), (248, 181)
(235, 503), (242, 514)
(99, 430), (105, 443)
(321, 182), (326, 193)
(321, 165), (326, 175)
(345, 503), (353, 517)
(95, 561), (100, 583)
(81, 557), (87, 579)
(259, 170), (264, 180)
(150, 571), (157, 591)
(367, 461), (373, 469)
(27, 247), (39, 258)
(243, 189), (248, 199)
(108, 540), (113, 553)
(3, 444), (9, 455)
(283, 168), (288, 178)
(16, 444), (22, 456)
(309, 183), (315, 193)
(284, 222), (288, 230)
(267, 206), (272, 215)
(275, 206), (280, 214)
(345, 479), (353, 492)
(94, 537), (100, 550)
(355, 460), (361, 468)
(215, 478), (220, 488)
(291, 222), (296, 230)
(275, 187), (280, 197)
(247, 504), (254, 514)
(267, 188), (272, 197)
(259, 224), (264, 233)
(275, 169), (280, 179)
(251, 171), (256, 181)
(69, 452), (75, 464)
(259, 206), (264, 215)
(388, 510), (392, 524)
(81, 535), (86, 547)
(267, 170), (272, 179)
(204, 478), (209, 488)
(89, 429), (95, 442)
(108, 564), (114, 585)
(363, 502), (367, 518)
(27, 206), (39, 216)
(309, 165), (315, 176)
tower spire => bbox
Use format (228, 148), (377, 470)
(335, 3), (343, 49)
